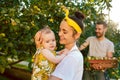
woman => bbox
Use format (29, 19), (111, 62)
(35, 7), (85, 80)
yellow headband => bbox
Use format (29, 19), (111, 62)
(61, 6), (82, 33)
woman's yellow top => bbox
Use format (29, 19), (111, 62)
(31, 49), (56, 80)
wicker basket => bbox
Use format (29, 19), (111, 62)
(88, 57), (118, 70)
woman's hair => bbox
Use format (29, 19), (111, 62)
(69, 11), (85, 34)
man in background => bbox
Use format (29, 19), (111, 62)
(79, 21), (114, 80)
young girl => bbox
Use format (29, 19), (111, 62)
(31, 26), (68, 80)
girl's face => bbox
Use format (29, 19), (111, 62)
(42, 32), (56, 51)
(58, 20), (77, 47)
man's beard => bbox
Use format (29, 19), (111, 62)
(95, 32), (104, 38)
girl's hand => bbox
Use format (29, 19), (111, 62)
(59, 49), (69, 55)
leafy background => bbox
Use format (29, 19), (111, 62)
(0, 0), (120, 79)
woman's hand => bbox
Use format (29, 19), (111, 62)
(34, 31), (42, 48)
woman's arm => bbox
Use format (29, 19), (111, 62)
(49, 75), (62, 80)
(34, 31), (42, 48)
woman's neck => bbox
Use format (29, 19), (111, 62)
(65, 43), (75, 50)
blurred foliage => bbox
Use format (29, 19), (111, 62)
(105, 20), (120, 79)
(0, 0), (120, 79)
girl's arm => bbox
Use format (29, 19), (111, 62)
(41, 49), (68, 64)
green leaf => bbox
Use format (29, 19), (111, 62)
(0, 65), (5, 74)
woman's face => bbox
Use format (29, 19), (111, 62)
(58, 20), (76, 46)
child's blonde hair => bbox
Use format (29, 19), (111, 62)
(40, 25), (53, 35)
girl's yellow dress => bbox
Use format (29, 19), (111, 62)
(31, 49), (56, 80)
